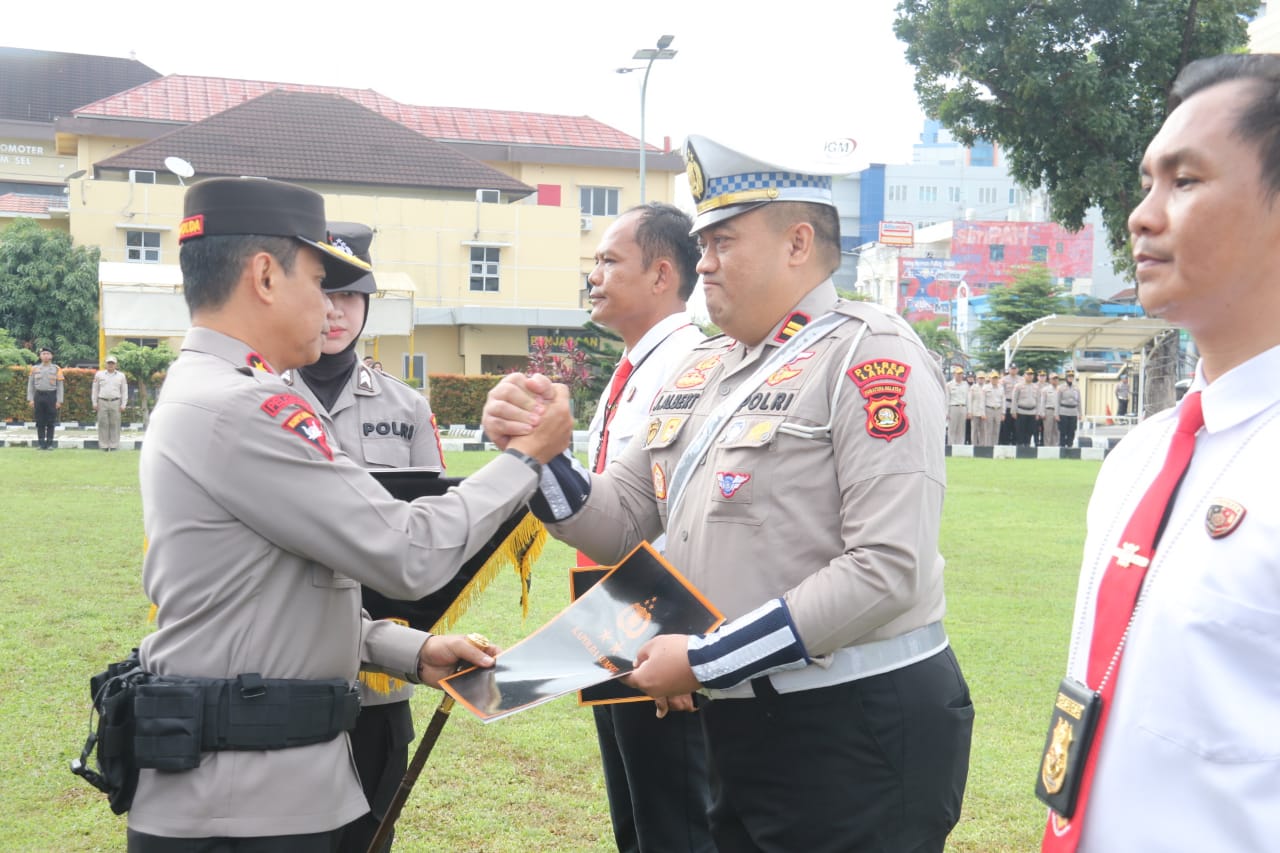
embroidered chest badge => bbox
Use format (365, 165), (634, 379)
(766, 350), (815, 386)
(847, 359), (912, 442)
(716, 472), (751, 498)
(652, 463), (667, 500)
(1205, 499), (1246, 539)
(674, 355), (722, 389)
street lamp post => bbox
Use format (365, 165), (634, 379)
(617, 34), (676, 203)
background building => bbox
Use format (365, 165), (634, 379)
(1, 48), (684, 382)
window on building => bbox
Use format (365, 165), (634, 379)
(887, 185), (908, 202)
(977, 187), (997, 205)
(124, 337), (160, 348)
(1057, 241), (1065, 254)
(469, 246), (500, 292)
(580, 187), (619, 216)
(989, 244), (1005, 261)
(126, 230), (161, 263)
(1031, 245), (1048, 263)
(918, 185), (938, 203)
(948, 186), (962, 203)
(402, 354), (425, 387)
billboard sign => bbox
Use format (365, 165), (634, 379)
(879, 221), (914, 247)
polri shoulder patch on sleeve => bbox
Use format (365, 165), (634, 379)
(847, 359), (911, 442)
(260, 393), (335, 460)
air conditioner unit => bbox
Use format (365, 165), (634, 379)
(129, 170), (157, 184)
(475, 189), (500, 204)
(580, 215), (593, 232)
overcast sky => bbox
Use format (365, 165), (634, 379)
(8, 0), (928, 169)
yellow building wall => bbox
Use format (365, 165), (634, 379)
(0, 134), (78, 187)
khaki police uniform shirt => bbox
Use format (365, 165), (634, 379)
(1058, 385), (1082, 416)
(284, 362), (445, 707)
(92, 369), (129, 405)
(26, 362), (63, 403)
(549, 280), (948, 658)
(1013, 380), (1040, 416)
(132, 327), (536, 838)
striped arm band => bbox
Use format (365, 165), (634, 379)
(528, 451), (591, 522)
(688, 598), (810, 690)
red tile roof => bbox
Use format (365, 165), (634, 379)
(76, 74), (652, 151)
(0, 193), (65, 216)
(92, 90), (532, 194)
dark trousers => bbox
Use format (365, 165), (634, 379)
(999, 411), (1015, 445)
(336, 701), (414, 853)
(1015, 413), (1037, 447)
(1059, 415), (1078, 448)
(128, 829), (339, 852)
(700, 648), (973, 853)
(1116, 398), (1129, 418)
(33, 390), (57, 447)
(595, 701), (714, 853)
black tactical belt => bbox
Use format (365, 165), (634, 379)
(134, 672), (361, 766)
(72, 651), (362, 814)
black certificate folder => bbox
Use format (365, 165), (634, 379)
(441, 542), (724, 722)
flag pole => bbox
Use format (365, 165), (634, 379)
(364, 633), (489, 853)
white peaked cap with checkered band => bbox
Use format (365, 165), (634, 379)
(684, 134), (858, 233)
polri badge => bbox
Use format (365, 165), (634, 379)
(1205, 499), (1246, 539)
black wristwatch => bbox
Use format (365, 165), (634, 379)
(503, 447), (543, 477)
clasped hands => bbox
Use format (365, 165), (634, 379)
(481, 373), (574, 463)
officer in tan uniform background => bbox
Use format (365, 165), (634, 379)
(1041, 372), (1060, 448)
(26, 346), (63, 450)
(946, 364), (968, 445)
(1056, 369), (1082, 448)
(484, 134), (973, 852)
(968, 371), (989, 446)
(92, 355), (130, 451)
(128, 177), (572, 851)
(280, 221), (445, 853)
(984, 369), (1005, 446)
(1013, 367), (1041, 446)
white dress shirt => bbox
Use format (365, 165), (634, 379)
(1065, 346), (1280, 852)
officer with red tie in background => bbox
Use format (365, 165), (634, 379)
(582, 201), (710, 853)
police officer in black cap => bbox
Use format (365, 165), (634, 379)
(281, 221), (446, 853)
(125, 177), (571, 850)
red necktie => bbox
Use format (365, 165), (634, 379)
(593, 357), (634, 474)
(1043, 391), (1204, 851)
(578, 358), (635, 568)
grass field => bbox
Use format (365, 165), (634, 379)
(0, 450), (1100, 852)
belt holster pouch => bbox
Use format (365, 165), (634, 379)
(134, 680), (206, 770)
(70, 650), (148, 815)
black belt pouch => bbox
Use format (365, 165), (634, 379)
(133, 680), (205, 771)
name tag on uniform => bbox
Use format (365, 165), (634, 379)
(1034, 677), (1100, 819)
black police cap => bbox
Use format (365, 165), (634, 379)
(325, 221), (377, 294)
(179, 177), (370, 290)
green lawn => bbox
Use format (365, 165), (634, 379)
(0, 450), (1098, 851)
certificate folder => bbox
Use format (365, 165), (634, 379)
(442, 543), (723, 722)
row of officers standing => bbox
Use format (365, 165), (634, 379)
(946, 365), (1082, 448)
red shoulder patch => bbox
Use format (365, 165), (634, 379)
(846, 359), (912, 442)
(260, 393), (311, 418)
(260, 393), (333, 460)
(245, 352), (274, 373)
(281, 407), (334, 461)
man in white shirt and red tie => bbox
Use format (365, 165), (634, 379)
(1040, 53), (1280, 852)
(581, 202), (711, 852)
